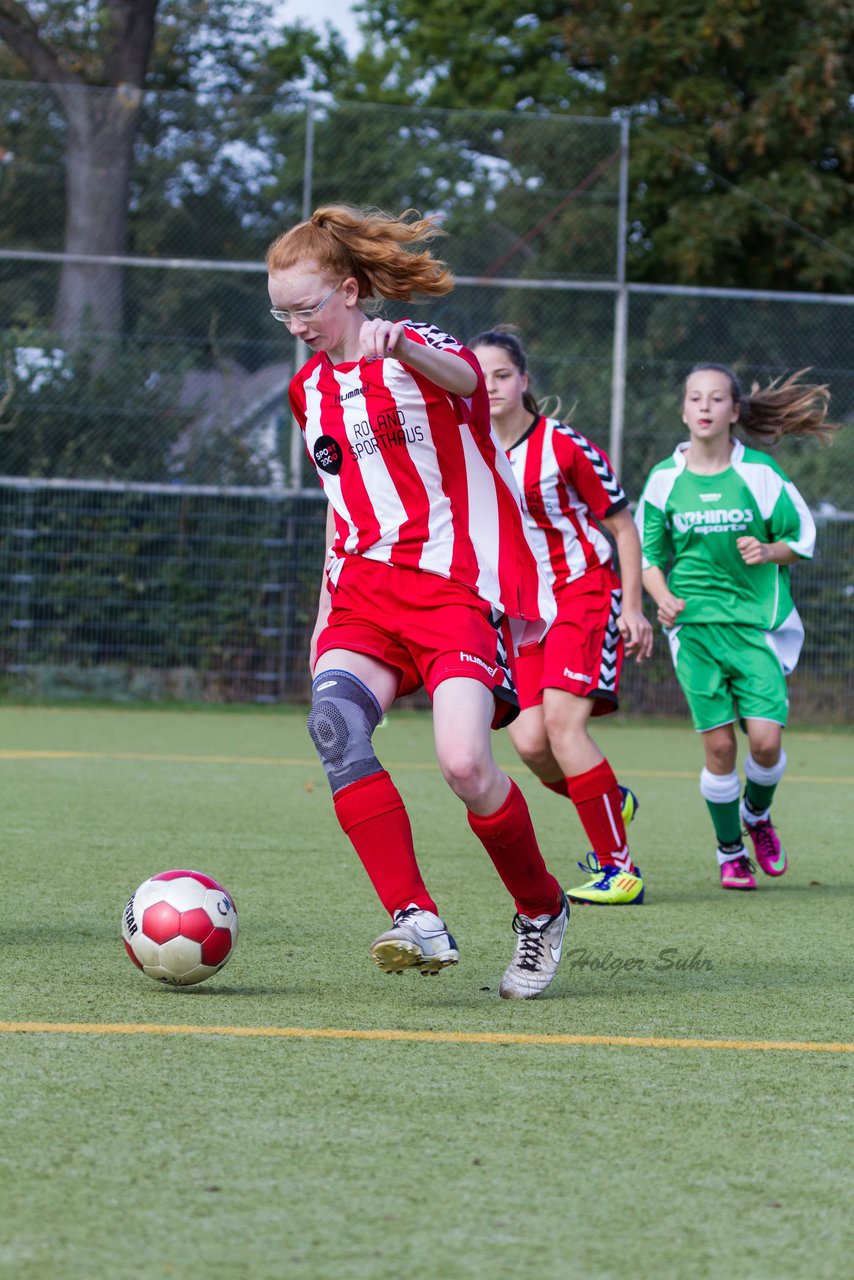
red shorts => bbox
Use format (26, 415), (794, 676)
(316, 556), (518, 725)
(515, 565), (624, 716)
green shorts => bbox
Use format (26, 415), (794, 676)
(666, 622), (790, 733)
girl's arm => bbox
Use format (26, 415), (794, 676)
(642, 565), (686, 629)
(359, 318), (478, 397)
(737, 537), (800, 566)
(599, 508), (654, 661)
(635, 486), (684, 628)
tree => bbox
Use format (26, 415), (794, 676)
(0, 0), (274, 343)
(0, 1), (159, 341)
(342, 0), (854, 292)
(562, 0), (854, 292)
(0, 5), (363, 482)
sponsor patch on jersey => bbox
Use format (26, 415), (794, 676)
(313, 434), (343, 475)
(673, 507), (753, 534)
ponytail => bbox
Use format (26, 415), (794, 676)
(267, 205), (454, 302)
(689, 364), (841, 445)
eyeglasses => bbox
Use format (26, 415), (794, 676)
(269, 281), (343, 325)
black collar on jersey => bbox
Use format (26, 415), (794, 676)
(505, 413), (542, 453)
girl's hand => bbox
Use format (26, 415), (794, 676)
(657, 593), (686, 628)
(737, 536), (771, 565)
(617, 608), (654, 662)
(359, 318), (408, 361)
(309, 579), (333, 674)
(357, 322), (478, 394)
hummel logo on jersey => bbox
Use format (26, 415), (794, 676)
(700, 493), (722, 501)
(673, 507), (753, 534)
(460, 652), (497, 676)
(563, 667), (592, 682)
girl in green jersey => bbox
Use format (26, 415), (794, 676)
(636, 364), (838, 890)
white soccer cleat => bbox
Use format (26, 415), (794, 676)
(370, 905), (459, 977)
(499, 892), (569, 999)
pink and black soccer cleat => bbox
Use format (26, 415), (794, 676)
(743, 817), (788, 877)
(719, 853), (757, 891)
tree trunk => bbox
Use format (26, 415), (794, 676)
(53, 83), (142, 345)
(0, 0), (159, 343)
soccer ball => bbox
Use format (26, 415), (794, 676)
(122, 869), (238, 986)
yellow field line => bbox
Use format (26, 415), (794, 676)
(1, 1020), (851, 1053)
(0, 748), (851, 785)
(0, 749), (317, 766)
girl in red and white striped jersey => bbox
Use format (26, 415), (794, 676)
(470, 329), (653, 906)
(267, 207), (567, 998)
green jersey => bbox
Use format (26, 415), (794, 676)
(636, 439), (815, 630)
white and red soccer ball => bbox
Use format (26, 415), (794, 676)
(122, 870), (238, 986)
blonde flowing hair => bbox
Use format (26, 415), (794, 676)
(266, 205), (454, 303)
(689, 364), (841, 445)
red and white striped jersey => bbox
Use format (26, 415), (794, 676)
(289, 321), (555, 644)
(505, 416), (628, 592)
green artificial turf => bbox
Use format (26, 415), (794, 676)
(1, 705), (852, 1279)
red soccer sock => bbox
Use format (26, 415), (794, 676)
(565, 759), (633, 871)
(542, 777), (571, 799)
(467, 779), (562, 918)
(333, 771), (437, 917)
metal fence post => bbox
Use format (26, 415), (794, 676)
(609, 115), (630, 476)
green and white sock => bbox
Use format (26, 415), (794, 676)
(743, 750), (787, 824)
(700, 768), (742, 846)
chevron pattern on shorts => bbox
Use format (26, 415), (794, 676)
(487, 608), (516, 694)
(597, 587), (623, 692)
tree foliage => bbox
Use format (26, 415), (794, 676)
(338, 0), (854, 292)
(0, 0), (276, 339)
(0, 1), (299, 480)
(1, 0), (851, 493)
(0, 1), (160, 337)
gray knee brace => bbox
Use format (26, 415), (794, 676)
(307, 669), (383, 793)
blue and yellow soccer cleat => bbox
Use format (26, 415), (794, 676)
(619, 785), (639, 826)
(566, 853), (645, 906)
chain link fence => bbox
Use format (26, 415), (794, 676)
(1, 86), (852, 714)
